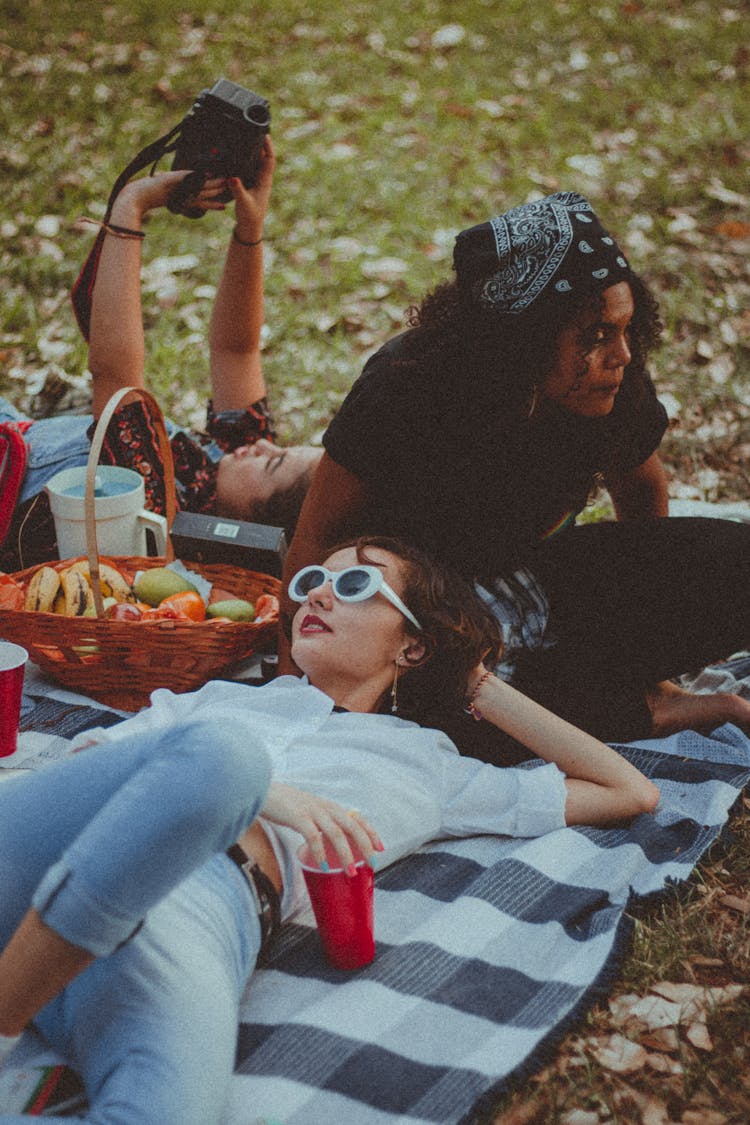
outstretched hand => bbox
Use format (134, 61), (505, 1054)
(260, 781), (384, 873)
(108, 136), (275, 229)
(227, 134), (275, 241)
(108, 170), (231, 226)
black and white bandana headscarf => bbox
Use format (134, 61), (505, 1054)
(453, 192), (631, 314)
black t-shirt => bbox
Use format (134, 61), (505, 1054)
(323, 330), (668, 583)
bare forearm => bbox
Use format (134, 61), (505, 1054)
(470, 674), (660, 823)
(209, 147), (274, 410)
(88, 170), (240, 416)
(208, 233), (266, 410)
(88, 194), (147, 414)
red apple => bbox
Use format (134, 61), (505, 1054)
(106, 602), (143, 622)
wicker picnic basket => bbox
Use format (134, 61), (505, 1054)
(0, 388), (281, 711)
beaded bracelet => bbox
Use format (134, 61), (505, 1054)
(79, 217), (145, 240)
(232, 226), (263, 247)
(465, 669), (492, 722)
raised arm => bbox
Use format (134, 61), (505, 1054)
(467, 669), (660, 825)
(208, 136), (275, 411)
(87, 171), (227, 416)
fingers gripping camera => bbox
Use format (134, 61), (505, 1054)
(169, 79), (271, 218)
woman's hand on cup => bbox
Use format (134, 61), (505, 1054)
(260, 781), (383, 872)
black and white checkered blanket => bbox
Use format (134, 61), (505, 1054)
(3, 664), (750, 1124)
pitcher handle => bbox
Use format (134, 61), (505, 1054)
(137, 510), (169, 557)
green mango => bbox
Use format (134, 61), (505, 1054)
(133, 568), (198, 607)
(207, 598), (256, 622)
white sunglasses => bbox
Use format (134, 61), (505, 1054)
(289, 565), (422, 631)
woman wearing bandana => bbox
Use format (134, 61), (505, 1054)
(282, 193), (750, 751)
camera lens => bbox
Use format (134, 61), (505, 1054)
(243, 104), (271, 127)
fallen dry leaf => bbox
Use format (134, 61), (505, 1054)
(640, 1027), (680, 1052)
(650, 981), (744, 1015)
(715, 220), (750, 240)
(640, 1097), (675, 1125)
(646, 1051), (683, 1074)
(610, 992), (683, 1030)
(560, 1110), (599, 1125)
(718, 893), (750, 915)
(681, 1110), (728, 1125)
(491, 1099), (542, 1125)
(686, 1021), (713, 1051)
(590, 1033), (648, 1073)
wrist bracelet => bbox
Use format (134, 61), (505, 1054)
(79, 217), (145, 240)
(232, 226), (263, 247)
(465, 669), (492, 722)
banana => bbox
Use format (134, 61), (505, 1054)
(61, 560), (134, 603)
(59, 568), (94, 617)
(99, 562), (135, 603)
(24, 566), (61, 613)
(60, 560), (91, 581)
(24, 561), (131, 616)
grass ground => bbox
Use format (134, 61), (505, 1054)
(2, 3), (749, 1122)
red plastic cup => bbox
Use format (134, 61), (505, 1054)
(298, 839), (375, 970)
(0, 642), (28, 757)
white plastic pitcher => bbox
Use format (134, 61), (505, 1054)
(45, 465), (168, 558)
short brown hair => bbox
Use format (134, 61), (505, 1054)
(339, 535), (503, 722)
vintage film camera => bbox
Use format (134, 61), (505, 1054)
(169, 79), (271, 217)
(72, 80), (270, 337)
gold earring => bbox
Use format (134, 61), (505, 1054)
(391, 661), (401, 713)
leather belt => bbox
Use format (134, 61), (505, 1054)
(226, 843), (282, 961)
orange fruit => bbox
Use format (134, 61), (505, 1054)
(158, 590), (206, 621)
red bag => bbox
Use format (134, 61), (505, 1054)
(0, 423), (29, 547)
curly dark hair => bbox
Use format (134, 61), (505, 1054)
(401, 272), (662, 418)
(339, 535), (503, 723)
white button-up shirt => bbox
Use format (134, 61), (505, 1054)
(83, 676), (567, 917)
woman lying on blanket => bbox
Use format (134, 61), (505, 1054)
(0, 136), (321, 572)
(0, 536), (659, 1125)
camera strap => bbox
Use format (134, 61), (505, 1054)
(71, 123), (184, 341)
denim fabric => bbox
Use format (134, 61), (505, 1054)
(0, 403), (93, 504)
(0, 397), (187, 505)
(0, 717), (271, 1124)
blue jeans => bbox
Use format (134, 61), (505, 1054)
(0, 397), (190, 507)
(0, 718), (271, 1124)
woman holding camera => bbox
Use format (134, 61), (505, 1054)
(0, 534), (658, 1123)
(0, 137), (321, 572)
(281, 192), (750, 748)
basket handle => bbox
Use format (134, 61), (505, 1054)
(85, 387), (176, 616)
